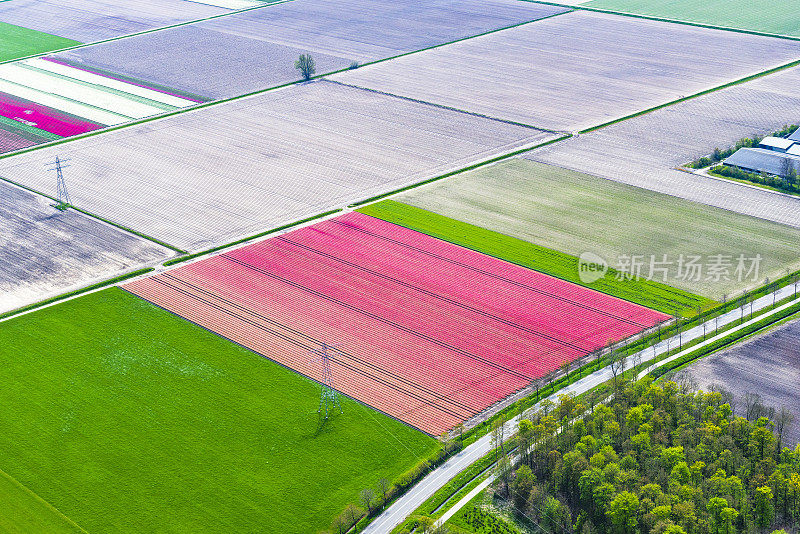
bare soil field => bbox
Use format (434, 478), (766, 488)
(0, 182), (172, 314)
(51, 0), (567, 99)
(332, 10), (800, 131)
(0, 0), (227, 43)
(0, 81), (554, 252)
(678, 316), (800, 446)
(528, 65), (800, 229)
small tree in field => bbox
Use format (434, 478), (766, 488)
(295, 54), (315, 81)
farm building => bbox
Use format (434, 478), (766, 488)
(723, 130), (800, 176)
(723, 147), (800, 176)
(758, 135), (795, 152)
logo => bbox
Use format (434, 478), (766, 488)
(578, 252), (608, 284)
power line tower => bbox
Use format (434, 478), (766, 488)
(309, 343), (342, 420)
(46, 156), (71, 210)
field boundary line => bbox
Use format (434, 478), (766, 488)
(322, 80), (562, 134)
(578, 58), (800, 134)
(161, 208), (343, 267)
(0, 0), (296, 67)
(349, 134), (570, 207)
(524, 0), (800, 42)
(0, 465), (88, 533)
(0, 8), (572, 161)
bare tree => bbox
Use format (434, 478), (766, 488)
(341, 504), (362, 532)
(331, 514), (348, 534)
(775, 406), (795, 447)
(295, 53), (316, 81)
(631, 350), (643, 372)
(744, 392), (762, 421)
(454, 422), (465, 442)
(673, 369), (697, 394)
(698, 306), (706, 339)
(560, 359), (572, 382)
(359, 488), (375, 516)
(491, 417), (506, 457)
(495, 454), (512, 497)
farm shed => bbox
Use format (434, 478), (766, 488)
(723, 147), (800, 176)
(758, 136), (795, 152)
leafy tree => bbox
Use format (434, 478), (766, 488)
(294, 54), (315, 80)
(753, 486), (774, 531)
(707, 497), (728, 534)
(607, 491), (640, 534)
(511, 465), (535, 511)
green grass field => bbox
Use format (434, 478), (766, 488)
(0, 289), (436, 533)
(381, 159), (800, 301)
(358, 200), (712, 315)
(0, 468), (83, 533)
(0, 22), (79, 62)
(583, 0), (800, 37)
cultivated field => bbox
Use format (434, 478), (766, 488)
(358, 200), (712, 314)
(0, 182), (171, 314)
(0, 21), (78, 62)
(391, 160), (800, 300)
(51, 0), (568, 99)
(585, 0), (800, 37)
(332, 10), (800, 131)
(0, 469), (81, 533)
(125, 212), (668, 435)
(0, 56), (199, 155)
(0, 126), (41, 153)
(528, 64), (800, 231)
(0, 0), (227, 42)
(676, 316), (800, 446)
(0, 289), (436, 533)
(0, 81), (554, 251)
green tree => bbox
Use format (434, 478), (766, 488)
(720, 507), (738, 534)
(607, 491), (640, 534)
(753, 486), (775, 531)
(511, 465), (535, 511)
(707, 497), (728, 534)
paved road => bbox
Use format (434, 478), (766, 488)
(364, 283), (798, 533)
